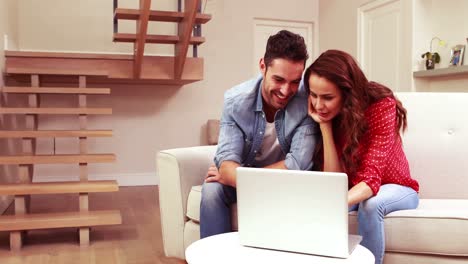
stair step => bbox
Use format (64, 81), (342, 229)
(113, 33), (205, 45)
(0, 154), (116, 165)
(0, 210), (122, 231)
(114, 8), (211, 24)
(0, 130), (112, 138)
(6, 67), (108, 76)
(5, 50), (204, 84)
(0, 180), (119, 195)
(0, 107), (112, 115)
(2, 86), (110, 94)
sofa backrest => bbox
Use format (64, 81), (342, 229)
(206, 93), (468, 199)
(207, 119), (220, 145)
(397, 92), (468, 199)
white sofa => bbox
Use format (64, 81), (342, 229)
(157, 92), (468, 264)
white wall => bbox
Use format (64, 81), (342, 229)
(319, 0), (468, 92)
(319, 0), (413, 91)
(415, 0), (468, 67)
(10, 0), (319, 185)
(318, 0), (368, 57)
(413, 0), (468, 92)
(0, 0), (19, 212)
(17, 0), (177, 55)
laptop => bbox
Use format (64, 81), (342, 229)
(236, 167), (362, 258)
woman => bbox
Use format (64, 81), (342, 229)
(304, 50), (419, 264)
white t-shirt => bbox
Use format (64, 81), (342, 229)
(254, 121), (286, 167)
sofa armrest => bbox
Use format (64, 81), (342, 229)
(157, 145), (217, 258)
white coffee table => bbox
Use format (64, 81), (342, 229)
(186, 232), (374, 264)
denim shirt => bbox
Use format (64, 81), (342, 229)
(214, 75), (318, 170)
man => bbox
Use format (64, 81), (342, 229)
(200, 30), (318, 238)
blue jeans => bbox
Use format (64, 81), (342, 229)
(349, 184), (419, 264)
(200, 182), (237, 238)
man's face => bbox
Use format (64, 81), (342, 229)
(260, 58), (304, 111)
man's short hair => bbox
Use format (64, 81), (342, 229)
(263, 30), (309, 68)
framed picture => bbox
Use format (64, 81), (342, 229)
(449, 44), (465, 66)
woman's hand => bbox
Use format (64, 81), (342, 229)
(308, 98), (332, 129)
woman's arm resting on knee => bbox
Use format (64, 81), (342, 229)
(348, 182), (373, 206)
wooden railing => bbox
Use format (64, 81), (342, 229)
(112, 0), (211, 79)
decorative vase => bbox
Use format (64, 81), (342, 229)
(425, 58), (435, 70)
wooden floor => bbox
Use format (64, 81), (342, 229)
(0, 186), (186, 264)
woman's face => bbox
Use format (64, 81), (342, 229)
(308, 74), (344, 122)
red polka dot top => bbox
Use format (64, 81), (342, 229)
(350, 97), (419, 195)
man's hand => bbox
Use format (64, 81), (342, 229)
(205, 161), (239, 187)
(205, 165), (221, 183)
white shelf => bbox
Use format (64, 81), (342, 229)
(413, 65), (468, 78)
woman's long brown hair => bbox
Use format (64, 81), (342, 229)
(304, 50), (407, 175)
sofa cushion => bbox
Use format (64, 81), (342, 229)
(350, 199), (468, 256)
(187, 187), (468, 256)
(383, 199), (468, 256)
(187, 185), (202, 222)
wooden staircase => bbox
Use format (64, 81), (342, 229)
(0, 0), (210, 250)
(0, 70), (121, 250)
(4, 0), (211, 85)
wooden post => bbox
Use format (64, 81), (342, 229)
(10, 165), (29, 250)
(78, 75), (90, 246)
(174, 0), (200, 79)
(10, 74), (40, 250)
(133, 0), (151, 79)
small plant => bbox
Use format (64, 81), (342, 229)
(421, 52), (440, 63)
(422, 37), (446, 70)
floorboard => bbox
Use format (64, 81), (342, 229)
(0, 186), (186, 264)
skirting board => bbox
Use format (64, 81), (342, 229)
(33, 172), (158, 186)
